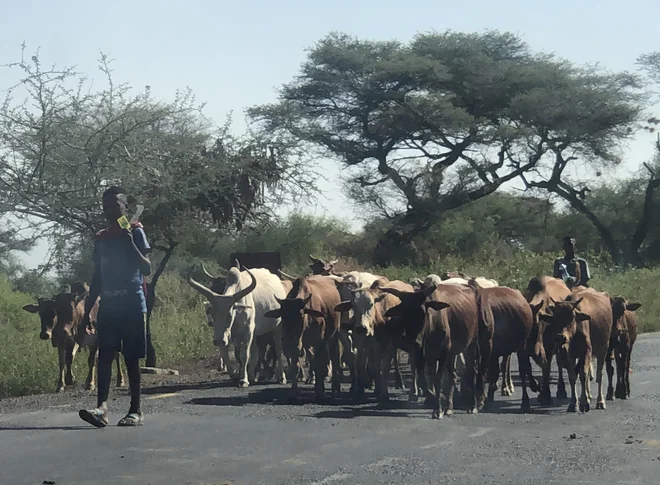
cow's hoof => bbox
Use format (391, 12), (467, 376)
(501, 388), (512, 397)
(85, 382), (96, 391)
(117, 381), (126, 388)
(56, 386), (65, 393)
(566, 403), (577, 413)
(408, 394), (419, 403)
(606, 387), (614, 401)
(467, 407), (479, 415)
(238, 380), (249, 388)
(65, 376), (75, 386)
(580, 401), (590, 413)
(596, 401), (606, 410)
(431, 409), (442, 420)
(444, 408), (454, 416)
(556, 388), (568, 400)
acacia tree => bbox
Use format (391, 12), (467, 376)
(249, 31), (644, 266)
(0, 47), (316, 365)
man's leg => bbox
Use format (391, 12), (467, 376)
(117, 313), (147, 426)
(79, 319), (118, 428)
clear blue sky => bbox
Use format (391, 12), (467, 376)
(1, 0), (658, 269)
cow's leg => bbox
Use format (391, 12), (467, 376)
(614, 350), (627, 399)
(56, 347), (67, 393)
(236, 334), (253, 388)
(564, 356), (578, 413)
(527, 355), (539, 393)
(538, 353), (554, 405)
(115, 351), (127, 388)
(85, 343), (99, 391)
(378, 343), (393, 404)
(556, 359), (567, 399)
(596, 355), (607, 410)
(64, 342), (77, 387)
(247, 338), (259, 385)
(625, 348), (633, 398)
(486, 359), (500, 404)
(585, 360), (594, 402)
(517, 348), (531, 413)
(445, 353), (458, 416)
(393, 348), (404, 390)
(579, 354), (591, 413)
(329, 334), (342, 396)
(506, 354), (515, 396)
(500, 356), (510, 396)
(253, 337), (267, 383)
(287, 352), (300, 402)
(218, 344), (232, 375)
(272, 325), (287, 385)
(606, 351), (615, 400)
(313, 341), (330, 404)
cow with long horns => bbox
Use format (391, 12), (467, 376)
(187, 261), (287, 388)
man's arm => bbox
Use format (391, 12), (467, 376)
(124, 227), (152, 276)
(83, 244), (102, 331)
(552, 259), (561, 278)
(581, 259), (591, 283)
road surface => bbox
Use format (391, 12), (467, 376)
(2, 333), (660, 485)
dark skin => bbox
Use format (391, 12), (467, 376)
(83, 192), (152, 419)
(563, 238), (576, 259)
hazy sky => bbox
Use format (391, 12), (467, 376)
(1, 0), (658, 269)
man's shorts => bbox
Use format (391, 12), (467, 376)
(97, 312), (147, 361)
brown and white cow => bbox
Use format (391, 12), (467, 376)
(469, 281), (538, 412)
(538, 287), (613, 412)
(607, 296), (640, 401)
(525, 276), (572, 404)
(264, 275), (342, 403)
(334, 279), (413, 403)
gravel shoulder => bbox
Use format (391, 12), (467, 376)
(2, 334), (660, 485)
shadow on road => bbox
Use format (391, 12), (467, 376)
(142, 379), (237, 396)
(0, 425), (94, 431)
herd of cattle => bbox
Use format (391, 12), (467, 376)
(21, 255), (641, 419)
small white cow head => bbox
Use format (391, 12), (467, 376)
(188, 263), (257, 348)
(335, 289), (387, 337)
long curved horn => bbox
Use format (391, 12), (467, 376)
(378, 286), (410, 300)
(200, 261), (219, 280)
(309, 254), (319, 262)
(278, 269), (297, 281)
(232, 266), (257, 303)
(233, 259), (241, 269)
(187, 266), (223, 300)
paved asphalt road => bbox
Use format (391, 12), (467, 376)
(2, 334), (660, 485)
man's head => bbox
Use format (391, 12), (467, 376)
(102, 186), (128, 224)
(562, 236), (576, 256)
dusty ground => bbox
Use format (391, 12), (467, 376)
(1, 334), (660, 485)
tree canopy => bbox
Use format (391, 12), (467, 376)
(249, 30), (646, 265)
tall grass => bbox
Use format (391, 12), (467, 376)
(1, 252), (658, 399)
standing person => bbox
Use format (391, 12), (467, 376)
(78, 186), (152, 427)
(553, 236), (590, 287)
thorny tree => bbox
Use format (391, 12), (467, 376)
(249, 31), (645, 266)
(0, 46), (316, 365)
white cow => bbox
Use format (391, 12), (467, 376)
(188, 264), (287, 388)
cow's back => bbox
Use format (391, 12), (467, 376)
(571, 287), (612, 357)
(427, 284), (478, 352)
(526, 276), (571, 309)
(244, 268), (288, 321)
(480, 287), (533, 350)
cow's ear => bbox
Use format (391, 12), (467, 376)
(538, 312), (553, 323)
(374, 293), (388, 303)
(575, 312), (591, 322)
(424, 300), (450, 311)
(529, 301), (543, 314)
(304, 308), (325, 318)
(264, 309), (282, 319)
(626, 302), (642, 312)
(334, 301), (352, 313)
(23, 304), (39, 313)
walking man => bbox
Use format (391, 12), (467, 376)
(78, 186), (152, 427)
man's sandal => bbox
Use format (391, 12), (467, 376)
(117, 412), (144, 427)
(79, 408), (109, 428)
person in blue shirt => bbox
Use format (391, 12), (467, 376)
(553, 236), (591, 288)
(78, 186), (152, 428)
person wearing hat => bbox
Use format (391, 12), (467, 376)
(553, 236), (590, 287)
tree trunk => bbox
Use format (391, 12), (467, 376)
(145, 243), (176, 367)
(372, 209), (436, 267)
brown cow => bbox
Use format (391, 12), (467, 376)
(470, 281), (537, 412)
(334, 279), (413, 403)
(525, 276), (572, 405)
(539, 287), (613, 412)
(23, 283), (124, 393)
(607, 296), (640, 400)
(264, 275), (342, 403)
(382, 284), (480, 418)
